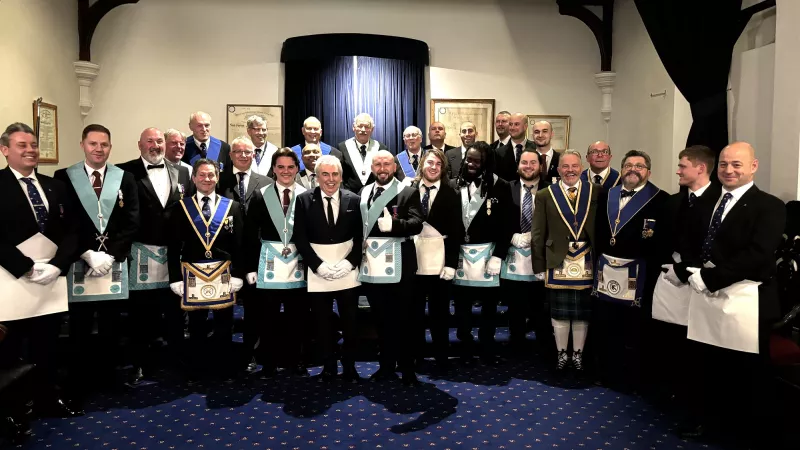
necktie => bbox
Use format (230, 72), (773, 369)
(199, 142), (207, 157)
(282, 188), (291, 215)
(567, 187), (577, 206)
(689, 192), (697, 207)
(701, 192), (733, 262)
(593, 174), (602, 185)
(369, 186), (384, 207)
(515, 144), (523, 164)
(237, 172), (246, 204)
(421, 185), (436, 217)
(201, 196), (211, 220)
(620, 189), (636, 199)
(92, 170), (102, 199)
(412, 154), (419, 172)
(308, 173), (316, 188)
(147, 164), (165, 170)
(254, 148), (262, 166)
(359, 145), (367, 160)
(325, 196), (335, 227)
(521, 185), (534, 232)
(21, 178), (48, 232)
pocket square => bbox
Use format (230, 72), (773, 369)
(346, 209), (354, 212)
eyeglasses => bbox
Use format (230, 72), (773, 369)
(622, 163), (649, 171)
(588, 149), (610, 156)
(232, 150), (254, 156)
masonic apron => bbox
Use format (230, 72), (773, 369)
(414, 222), (446, 276)
(687, 274), (760, 354)
(256, 183), (307, 289)
(345, 138), (381, 187)
(454, 177), (499, 287)
(543, 182), (594, 289)
(358, 178), (403, 284)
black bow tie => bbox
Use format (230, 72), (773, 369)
(147, 164), (165, 170)
(620, 189), (636, 199)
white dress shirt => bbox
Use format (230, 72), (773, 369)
(84, 162), (106, 187)
(510, 138), (528, 151)
(142, 157), (170, 207)
(196, 191), (217, 209)
(589, 167), (610, 182)
(275, 180), (296, 204)
(460, 145), (468, 159)
(718, 181), (753, 222)
(322, 189), (341, 224)
(232, 167), (252, 194)
(419, 179), (441, 211)
(11, 167), (49, 215)
(195, 138), (209, 151)
(689, 181), (712, 198)
(497, 136), (511, 147)
(619, 184), (643, 209)
(180, 160), (193, 177)
(539, 147), (554, 171)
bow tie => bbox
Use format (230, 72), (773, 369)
(147, 164), (165, 170)
(620, 189), (636, 199)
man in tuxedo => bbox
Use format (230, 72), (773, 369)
(168, 159), (245, 377)
(296, 144), (321, 190)
(118, 127), (193, 384)
(397, 126), (424, 179)
(501, 149), (549, 356)
(293, 155), (363, 383)
(531, 121), (561, 184)
(580, 141), (619, 190)
(0, 122), (81, 417)
(244, 148), (310, 378)
(593, 150), (669, 389)
(291, 116), (340, 172)
(678, 142), (784, 444)
(450, 141), (513, 365)
(181, 111), (232, 171)
(445, 122), (478, 179)
(338, 113), (404, 193)
(490, 111), (511, 151)
(164, 129), (193, 175)
(423, 122), (455, 153)
(53, 124), (139, 394)
(494, 113), (532, 182)
(408, 148), (463, 371)
(246, 115), (279, 176)
(358, 150), (424, 385)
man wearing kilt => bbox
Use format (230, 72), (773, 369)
(532, 150), (598, 371)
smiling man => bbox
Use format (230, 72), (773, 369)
(290, 116), (340, 172)
(246, 115), (279, 176)
(494, 113), (531, 182)
(164, 129), (193, 176)
(445, 121), (478, 179)
(296, 143), (321, 189)
(580, 141), (619, 189)
(531, 121), (561, 184)
(397, 126), (424, 178)
(338, 113), (403, 193)
(182, 111), (232, 171)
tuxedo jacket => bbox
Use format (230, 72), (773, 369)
(359, 183), (424, 277)
(118, 158), (193, 246)
(336, 139), (405, 193)
(410, 180), (464, 269)
(182, 135), (232, 172)
(293, 188), (363, 272)
(494, 140), (533, 183)
(445, 146), (464, 180)
(167, 196), (245, 282)
(697, 185), (786, 322)
(53, 166), (140, 262)
(217, 170), (273, 214)
(449, 176), (514, 259)
(0, 167), (78, 277)
(662, 183), (722, 281)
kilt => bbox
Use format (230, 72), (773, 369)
(548, 288), (592, 321)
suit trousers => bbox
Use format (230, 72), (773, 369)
(246, 286), (309, 368)
(310, 288), (359, 366)
(501, 279), (549, 348)
(412, 274), (452, 361)
(128, 288), (186, 367)
(187, 306), (234, 367)
(1, 313), (62, 395)
(591, 299), (646, 388)
(363, 280), (414, 371)
(69, 300), (127, 371)
(453, 285), (499, 355)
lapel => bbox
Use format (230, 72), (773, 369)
(38, 175), (60, 231)
(139, 161), (160, 207)
(338, 189), (349, 225)
(166, 161), (181, 204)
(510, 179), (521, 208)
(717, 184), (758, 235)
(246, 172), (263, 204)
(1, 168), (41, 232)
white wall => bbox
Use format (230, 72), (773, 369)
(0, 0), (83, 175)
(86, 0), (606, 166)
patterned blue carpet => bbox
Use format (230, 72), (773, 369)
(16, 359), (724, 450)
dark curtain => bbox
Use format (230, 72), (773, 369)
(634, 0), (746, 153)
(355, 57), (426, 154)
(284, 57), (355, 149)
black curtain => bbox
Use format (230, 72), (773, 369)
(634, 0), (747, 153)
(282, 34), (429, 152)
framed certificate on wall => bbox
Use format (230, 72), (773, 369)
(527, 115), (571, 151)
(33, 101), (59, 164)
(226, 104), (284, 147)
(430, 99), (495, 148)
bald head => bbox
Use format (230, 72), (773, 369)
(371, 150), (397, 185)
(586, 140), (612, 172)
(302, 116), (322, 144)
(189, 111), (211, 141)
(509, 113), (529, 141)
(429, 121), (447, 147)
(718, 141), (758, 189)
(531, 121), (553, 149)
(138, 127), (165, 165)
(459, 122), (477, 147)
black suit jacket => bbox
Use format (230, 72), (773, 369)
(445, 146), (464, 180)
(243, 183), (307, 273)
(265, 148), (343, 179)
(662, 183), (722, 281)
(217, 170), (272, 214)
(336, 139), (405, 193)
(411, 180), (464, 269)
(697, 185), (785, 322)
(449, 176), (514, 259)
(182, 136), (232, 172)
(0, 167), (78, 277)
(540, 150), (561, 184)
(118, 158), (193, 246)
(494, 140), (534, 183)
(53, 166), (139, 262)
(167, 195), (245, 282)
(293, 188), (363, 272)
(507, 178), (548, 234)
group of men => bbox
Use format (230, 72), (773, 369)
(0, 107), (785, 445)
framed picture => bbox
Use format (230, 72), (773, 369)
(430, 99), (495, 148)
(226, 104), (284, 147)
(33, 101), (58, 164)
(527, 115), (571, 151)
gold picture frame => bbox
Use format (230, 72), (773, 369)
(430, 99), (495, 148)
(226, 104), (284, 147)
(527, 115), (571, 151)
(33, 101), (59, 164)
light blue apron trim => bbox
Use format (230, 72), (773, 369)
(67, 260), (129, 302)
(357, 238), (403, 284)
(453, 243), (499, 287)
(501, 246), (536, 281)
(359, 178), (400, 237)
(256, 241), (306, 289)
(66, 163), (124, 234)
(128, 242), (169, 291)
(262, 183), (299, 244)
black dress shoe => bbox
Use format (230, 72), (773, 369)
(369, 367), (398, 382)
(342, 366), (362, 384)
(291, 365), (309, 377)
(401, 371), (420, 387)
(127, 367), (146, 386)
(244, 358), (260, 375)
(36, 397), (85, 418)
(3, 416), (32, 445)
(318, 365), (338, 382)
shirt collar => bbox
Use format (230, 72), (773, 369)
(276, 180), (295, 192)
(10, 167), (37, 181)
(141, 156), (165, 169)
(84, 162), (106, 176)
(511, 137), (527, 147)
(590, 167), (610, 179)
(560, 180), (579, 191)
(197, 191), (216, 203)
(722, 180), (754, 200)
(195, 138), (209, 147)
(539, 148), (554, 159)
(233, 167), (251, 176)
(521, 178), (539, 190)
(321, 189), (340, 201)
(690, 181), (712, 197)
(421, 179), (441, 190)
(499, 136), (511, 146)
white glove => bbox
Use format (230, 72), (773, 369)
(486, 256), (502, 276)
(535, 272), (545, 281)
(520, 232), (532, 248)
(86, 268), (107, 277)
(28, 263), (61, 285)
(331, 260), (354, 279)
(661, 264), (683, 286)
(687, 267), (708, 294)
(439, 267), (455, 280)
(316, 262), (336, 280)
(170, 281), (184, 297)
(246, 272), (257, 285)
(511, 233), (526, 248)
(81, 250), (114, 274)
(378, 207), (393, 232)
(230, 277), (243, 293)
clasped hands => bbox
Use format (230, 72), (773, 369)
(316, 260), (354, 280)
